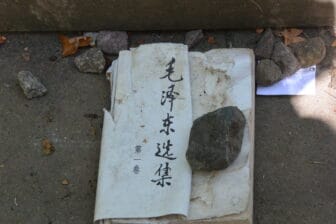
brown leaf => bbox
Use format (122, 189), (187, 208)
(277, 28), (305, 45)
(58, 35), (91, 57)
(256, 28), (264, 34)
(207, 36), (216, 44)
(62, 179), (69, 185)
(42, 139), (55, 155)
(0, 35), (6, 44)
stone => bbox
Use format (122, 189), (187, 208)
(256, 59), (283, 86)
(227, 31), (259, 49)
(254, 28), (275, 59)
(96, 31), (128, 54)
(271, 41), (301, 76)
(17, 71), (47, 99)
(84, 32), (98, 46)
(185, 29), (204, 48)
(186, 106), (246, 171)
(289, 37), (326, 67)
(74, 48), (106, 73)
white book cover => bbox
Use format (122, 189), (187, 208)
(95, 44), (255, 224)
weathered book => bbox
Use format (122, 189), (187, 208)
(94, 44), (255, 224)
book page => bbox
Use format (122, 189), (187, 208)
(94, 44), (193, 221)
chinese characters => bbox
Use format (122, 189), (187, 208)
(151, 57), (183, 187)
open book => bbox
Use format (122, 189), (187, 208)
(94, 44), (255, 224)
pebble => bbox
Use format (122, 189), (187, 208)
(254, 28), (275, 59)
(289, 37), (326, 67)
(96, 31), (128, 54)
(256, 59), (283, 86)
(186, 106), (246, 171)
(271, 41), (301, 76)
(185, 29), (204, 48)
(17, 71), (47, 99)
(74, 48), (106, 74)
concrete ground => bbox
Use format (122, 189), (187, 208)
(0, 30), (336, 224)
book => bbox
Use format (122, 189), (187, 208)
(95, 44), (255, 224)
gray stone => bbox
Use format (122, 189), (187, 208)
(96, 31), (128, 54)
(74, 48), (106, 74)
(271, 41), (301, 76)
(256, 59), (283, 86)
(17, 71), (47, 99)
(185, 29), (204, 48)
(254, 28), (275, 59)
(186, 106), (246, 171)
(289, 37), (326, 68)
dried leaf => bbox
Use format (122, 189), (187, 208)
(207, 36), (216, 44)
(58, 35), (91, 57)
(0, 35), (6, 44)
(62, 179), (69, 185)
(256, 28), (264, 34)
(277, 28), (305, 45)
(0, 164), (4, 168)
(42, 139), (55, 155)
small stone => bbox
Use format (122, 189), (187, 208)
(256, 59), (283, 86)
(254, 28), (275, 59)
(17, 71), (47, 99)
(271, 41), (301, 76)
(185, 30), (204, 48)
(289, 37), (326, 68)
(186, 106), (246, 171)
(74, 48), (106, 73)
(96, 31), (128, 54)
(84, 32), (98, 46)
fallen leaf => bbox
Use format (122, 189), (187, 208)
(0, 35), (6, 44)
(58, 35), (91, 57)
(143, 138), (147, 143)
(0, 164), (4, 168)
(62, 179), (69, 185)
(277, 28), (305, 45)
(207, 36), (216, 44)
(256, 28), (264, 34)
(42, 139), (55, 155)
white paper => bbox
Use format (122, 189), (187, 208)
(188, 49), (254, 220)
(94, 44), (193, 221)
(257, 66), (316, 95)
